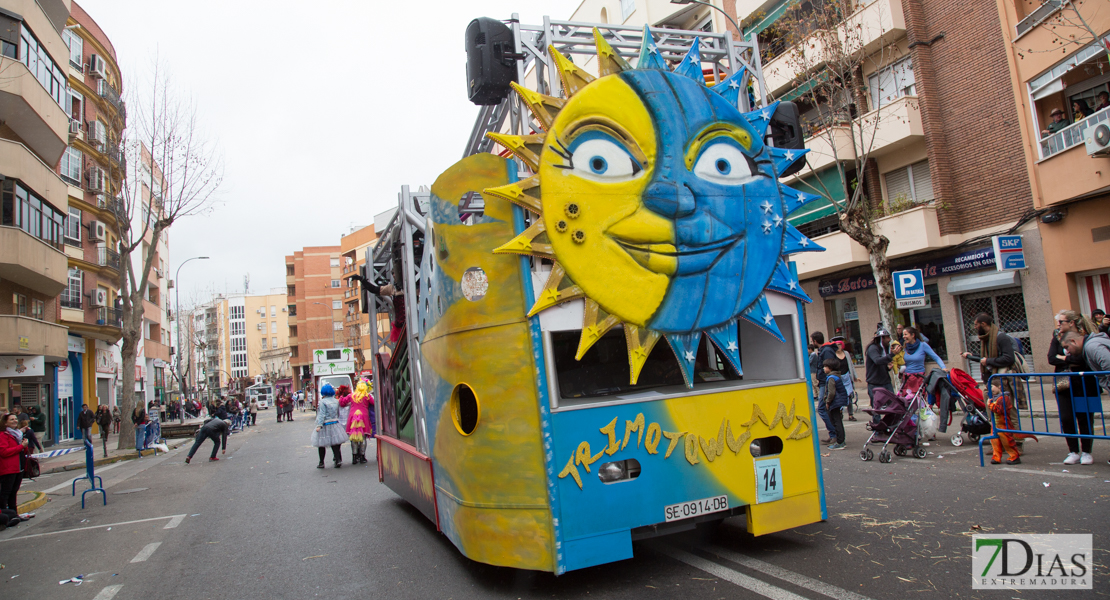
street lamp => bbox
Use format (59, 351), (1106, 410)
(670, 0), (743, 40)
(175, 256), (209, 422)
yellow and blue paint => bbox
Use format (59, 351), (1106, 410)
(395, 26), (827, 574)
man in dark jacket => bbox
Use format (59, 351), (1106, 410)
(810, 332), (840, 443)
(28, 406), (46, 434)
(961, 313), (1022, 408)
(865, 328), (894, 399)
(185, 418), (231, 464)
(77, 404), (96, 446)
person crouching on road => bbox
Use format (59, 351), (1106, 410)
(822, 359), (849, 450)
(185, 418), (231, 464)
(312, 384), (346, 469)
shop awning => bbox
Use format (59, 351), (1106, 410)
(743, 0), (791, 39)
(788, 166), (848, 226)
(781, 71), (830, 102)
(946, 270), (1021, 295)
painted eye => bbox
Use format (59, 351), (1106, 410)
(570, 138), (641, 180)
(693, 143), (759, 186)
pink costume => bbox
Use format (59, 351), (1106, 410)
(347, 379), (375, 441)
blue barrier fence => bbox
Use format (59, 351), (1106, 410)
(979, 371), (1109, 467)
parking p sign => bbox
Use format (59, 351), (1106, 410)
(894, 269), (927, 309)
(992, 235), (1025, 271)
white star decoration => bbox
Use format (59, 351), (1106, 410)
(684, 350), (695, 362)
(784, 150), (795, 161)
(763, 313), (774, 325)
(796, 192), (807, 205)
(726, 341), (738, 351)
(762, 108), (772, 120)
(773, 215), (783, 228)
(799, 237), (809, 247)
(761, 221), (773, 234)
(787, 280), (797, 290)
(649, 45), (658, 54)
(728, 80), (740, 89)
(760, 201), (773, 214)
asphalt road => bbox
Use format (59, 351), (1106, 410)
(1, 410), (1107, 599)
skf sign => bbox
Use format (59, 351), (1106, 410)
(991, 235), (1025, 271)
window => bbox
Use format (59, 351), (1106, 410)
(331, 280), (341, 288)
(13, 293), (27, 316)
(883, 160), (933, 204)
(65, 207), (81, 244)
(91, 120), (107, 146)
(868, 56), (915, 110)
(63, 28), (82, 67)
(231, 338), (246, 352)
(62, 268), (83, 309)
(271, 321), (277, 333)
(270, 305), (276, 317)
(18, 25), (66, 109)
(272, 337), (277, 348)
(230, 306), (244, 319)
(332, 300), (341, 309)
(330, 258), (340, 267)
(31, 299), (44, 320)
(620, 0), (636, 21)
(287, 285), (296, 296)
(61, 147), (82, 184)
(231, 321), (244, 336)
(1, 180), (65, 250)
(261, 338), (268, 350)
(333, 322), (344, 331)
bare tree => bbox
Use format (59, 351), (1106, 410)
(1013, 0), (1106, 60)
(764, 0), (914, 329)
(115, 63), (223, 449)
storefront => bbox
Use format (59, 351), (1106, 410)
(803, 235), (1054, 382)
(1, 355), (56, 445)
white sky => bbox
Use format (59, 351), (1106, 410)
(78, 0), (583, 304)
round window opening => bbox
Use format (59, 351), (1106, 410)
(451, 383), (480, 436)
(461, 267), (488, 301)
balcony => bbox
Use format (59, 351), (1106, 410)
(793, 203), (947, 278)
(144, 339), (170, 362)
(98, 80), (127, 121)
(0, 138), (67, 214)
(0, 315), (68, 361)
(96, 306), (123, 329)
(1040, 106), (1110, 160)
(761, 0), (906, 97)
(97, 246), (121, 272)
(0, 225), (67, 295)
(791, 96), (923, 176)
(0, 56), (68, 165)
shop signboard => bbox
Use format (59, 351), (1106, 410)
(313, 361), (355, 376)
(991, 235), (1026, 271)
(894, 269), (927, 309)
(67, 336), (85, 354)
(818, 246), (997, 297)
(0, 355), (45, 377)
(57, 360), (73, 397)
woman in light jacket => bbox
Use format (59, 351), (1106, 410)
(311, 384), (346, 469)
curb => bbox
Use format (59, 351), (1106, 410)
(42, 438), (190, 475)
(16, 490), (47, 514)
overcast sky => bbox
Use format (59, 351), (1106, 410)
(79, 0), (583, 305)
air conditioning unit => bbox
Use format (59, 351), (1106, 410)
(167, 279), (174, 290)
(1085, 123), (1110, 157)
(91, 289), (108, 307)
(89, 54), (107, 79)
(281, 307), (287, 312)
(257, 323), (264, 330)
(155, 267), (164, 278)
(68, 120), (81, 137)
(88, 220), (105, 241)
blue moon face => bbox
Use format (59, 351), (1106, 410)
(621, 70), (787, 333)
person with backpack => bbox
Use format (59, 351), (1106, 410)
(961, 313), (1025, 408)
(821, 359), (849, 450)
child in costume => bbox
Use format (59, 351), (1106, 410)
(346, 377), (375, 464)
(312, 384), (347, 469)
(987, 383), (1037, 465)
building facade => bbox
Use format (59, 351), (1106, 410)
(132, 142), (171, 409)
(56, 1), (126, 441)
(340, 224), (378, 372)
(994, 1), (1110, 317)
(0, 0), (73, 445)
(285, 246), (344, 393)
(243, 290), (289, 379)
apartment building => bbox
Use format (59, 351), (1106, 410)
(285, 246), (344, 393)
(55, 1), (126, 441)
(995, 1), (1110, 315)
(131, 142), (172, 408)
(340, 223), (378, 372)
(0, 0), (73, 445)
(244, 290), (290, 379)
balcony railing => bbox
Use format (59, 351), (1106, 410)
(97, 306), (123, 328)
(61, 296), (82, 309)
(98, 246), (121, 271)
(98, 79), (127, 120)
(1015, 0), (1063, 38)
(1040, 106), (1110, 159)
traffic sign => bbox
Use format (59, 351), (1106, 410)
(992, 235), (1025, 271)
(893, 269), (925, 308)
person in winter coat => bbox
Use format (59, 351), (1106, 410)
(833, 340), (859, 421)
(900, 326), (945, 398)
(1062, 328), (1110, 466)
(821, 359), (849, 450)
(1049, 310), (1100, 465)
(961, 313), (1025, 408)
(132, 405), (149, 453)
(17, 411), (42, 453)
(77, 403), (96, 444)
(312, 384), (346, 469)
(249, 399), (258, 426)
(865, 328), (894, 399)
(112, 405), (122, 433)
(95, 405), (113, 458)
(810, 332), (840, 443)
(0, 413), (30, 514)
(185, 418), (231, 464)
(345, 378), (375, 464)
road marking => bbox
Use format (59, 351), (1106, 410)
(656, 546), (808, 600)
(0, 514), (187, 542)
(998, 467), (1093, 479)
(709, 546), (877, 600)
(93, 584), (123, 600)
(41, 462), (124, 494)
(164, 515), (185, 529)
(130, 542), (162, 563)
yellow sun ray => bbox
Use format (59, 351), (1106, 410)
(550, 46), (596, 98)
(528, 263), (585, 317)
(492, 219), (555, 259)
(592, 28), (632, 76)
(623, 324), (663, 385)
(510, 82), (566, 131)
(575, 298), (622, 360)
(486, 132), (545, 172)
(482, 173), (543, 215)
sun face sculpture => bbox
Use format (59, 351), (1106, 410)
(484, 27), (825, 387)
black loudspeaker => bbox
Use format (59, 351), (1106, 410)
(465, 17), (517, 105)
(768, 101), (806, 178)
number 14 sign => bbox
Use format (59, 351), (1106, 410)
(755, 458), (783, 504)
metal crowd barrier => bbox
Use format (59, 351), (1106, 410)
(979, 371), (1109, 467)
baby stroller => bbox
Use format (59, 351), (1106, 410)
(860, 386), (927, 463)
(943, 368), (992, 446)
